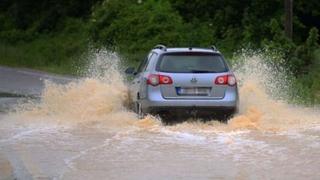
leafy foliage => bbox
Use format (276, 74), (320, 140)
(0, 0), (319, 102)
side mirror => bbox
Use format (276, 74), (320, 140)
(125, 67), (135, 75)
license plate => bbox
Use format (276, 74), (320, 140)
(177, 87), (210, 96)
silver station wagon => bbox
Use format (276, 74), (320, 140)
(125, 45), (239, 122)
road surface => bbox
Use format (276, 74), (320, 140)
(0, 65), (320, 180)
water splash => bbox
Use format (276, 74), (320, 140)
(11, 49), (160, 130)
(161, 50), (319, 132)
(11, 49), (320, 132)
(227, 50), (319, 131)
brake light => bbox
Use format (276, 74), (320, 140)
(214, 74), (236, 86)
(147, 74), (159, 86)
(159, 75), (173, 84)
(147, 74), (173, 86)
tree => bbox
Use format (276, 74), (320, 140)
(284, 0), (293, 39)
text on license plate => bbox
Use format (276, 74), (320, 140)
(177, 87), (210, 96)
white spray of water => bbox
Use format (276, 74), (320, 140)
(228, 51), (319, 131)
(12, 50), (160, 130)
(12, 49), (320, 132)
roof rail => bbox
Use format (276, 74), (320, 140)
(210, 45), (218, 51)
(154, 44), (167, 51)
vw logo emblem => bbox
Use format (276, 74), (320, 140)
(190, 77), (197, 83)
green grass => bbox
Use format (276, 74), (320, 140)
(0, 37), (85, 75)
(0, 18), (89, 75)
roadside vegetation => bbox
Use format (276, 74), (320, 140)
(0, 0), (319, 103)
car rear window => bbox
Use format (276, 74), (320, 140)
(157, 52), (228, 73)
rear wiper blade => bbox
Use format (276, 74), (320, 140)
(190, 69), (216, 73)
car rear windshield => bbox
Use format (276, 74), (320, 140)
(157, 52), (228, 73)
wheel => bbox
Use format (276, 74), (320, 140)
(219, 108), (237, 123)
(159, 111), (181, 125)
(135, 102), (145, 119)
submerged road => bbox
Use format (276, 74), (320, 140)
(0, 66), (320, 180)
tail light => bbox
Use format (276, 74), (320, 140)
(147, 74), (173, 86)
(215, 74), (236, 86)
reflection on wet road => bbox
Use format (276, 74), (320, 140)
(1, 118), (320, 180)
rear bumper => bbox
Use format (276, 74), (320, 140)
(142, 98), (237, 110)
(147, 106), (237, 116)
(141, 90), (238, 113)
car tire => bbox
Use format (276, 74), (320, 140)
(220, 109), (237, 123)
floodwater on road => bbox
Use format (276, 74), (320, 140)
(1, 110), (320, 180)
(0, 51), (319, 179)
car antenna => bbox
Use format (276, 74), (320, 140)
(154, 44), (167, 51)
(211, 45), (217, 51)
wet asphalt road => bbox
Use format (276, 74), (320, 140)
(0, 66), (73, 97)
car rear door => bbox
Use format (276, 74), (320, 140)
(157, 52), (229, 99)
(160, 73), (227, 99)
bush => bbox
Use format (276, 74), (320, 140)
(90, 0), (215, 62)
(0, 18), (89, 74)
